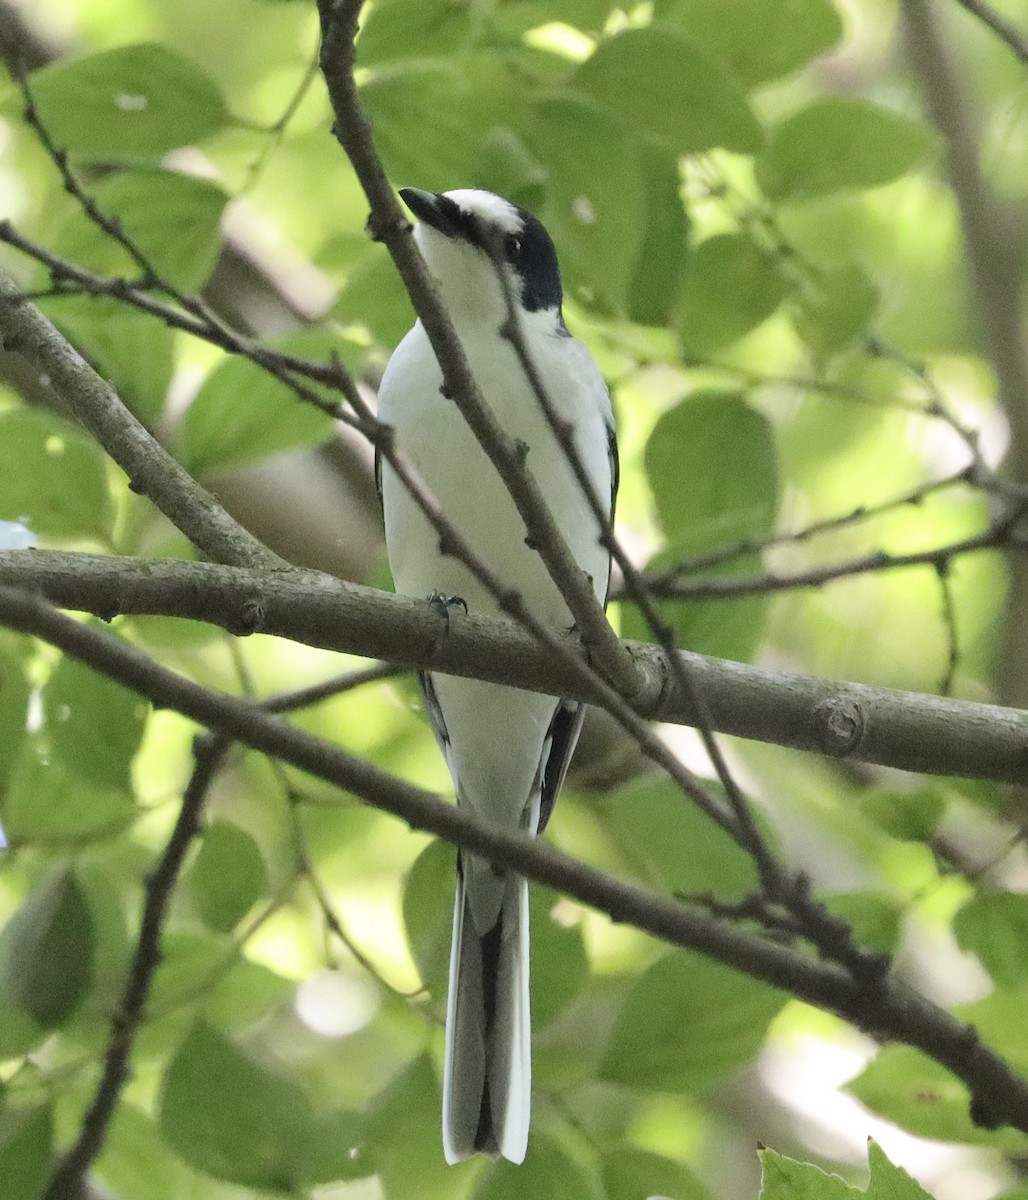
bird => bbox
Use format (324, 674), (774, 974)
(376, 187), (617, 1165)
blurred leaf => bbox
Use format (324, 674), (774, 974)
(360, 57), (516, 194)
(0, 649), (29, 791)
(26, 44), (229, 158)
(757, 99), (936, 202)
(524, 96), (645, 313)
(758, 1146), (857, 1198)
(186, 822), (268, 933)
(333, 242), (415, 347)
(626, 144), (689, 327)
(633, 390), (778, 661)
(955, 894), (1028, 987)
(366, 1055), (452, 1197)
(574, 26), (762, 155)
(645, 391), (778, 543)
(204, 957), (294, 1030)
(356, 0), (474, 65)
(958, 986), (1028, 1076)
(598, 777), (760, 899)
(792, 266), (880, 355)
(601, 951), (785, 1091)
(858, 786), (946, 843)
(43, 299), (175, 424)
(475, 1131), (604, 1200)
(402, 839), (454, 1000)
(52, 168), (229, 292)
(94, 1103), (191, 1200)
(678, 233), (790, 353)
(823, 892), (902, 955)
(531, 886), (589, 1027)
(159, 1021), (365, 1189)
(0, 408), (113, 541)
(44, 653), (147, 791)
(0, 1102), (52, 1200)
(0, 866), (94, 1030)
(847, 1046), (1025, 1149)
(1, 746), (136, 844)
(176, 328), (348, 476)
(658, 0), (844, 87)
(603, 1146), (713, 1200)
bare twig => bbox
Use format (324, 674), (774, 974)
(952, 0), (1028, 66)
(4, 583), (1028, 1135)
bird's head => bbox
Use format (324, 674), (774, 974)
(399, 187), (564, 331)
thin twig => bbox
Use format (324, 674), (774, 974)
(952, 0), (1028, 66)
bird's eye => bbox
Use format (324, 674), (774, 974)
(506, 236), (522, 257)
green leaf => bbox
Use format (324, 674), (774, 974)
(955, 894), (1028, 987)
(958, 985), (1028, 1076)
(0, 649), (29, 791)
(678, 233), (790, 353)
(574, 26), (763, 155)
(758, 1145), (858, 1199)
(626, 144), (689, 327)
(93, 1103), (191, 1200)
(603, 1147), (713, 1200)
(176, 328), (346, 476)
(26, 43), (230, 158)
(646, 391), (778, 544)
(633, 390), (778, 661)
(474, 1132), (604, 1200)
(531, 886), (589, 1027)
(658, 0), (844, 87)
(1, 745), (136, 844)
(0, 408), (113, 541)
(823, 892), (902, 955)
(0, 1103), (52, 1200)
(159, 1021), (365, 1189)
(858, 786), (946, 843)
(0, 866), (95, 1029)
(366, 1056), (452, 1198)
(792, 265), (880, 355)
(356, 0), (474, 65)
(757, 99), (936, 202)
(524, 96), (645, 313)
(847, 1046), (1024, 1150)
(186, 822), (268, 933)
(52, 168), (229, 292)
(601, 951), (786, 1091)
(360, 57), (517, 195)
(402, 840), (454, 1000)
(43, 299), (175, 424)
(43, 653), (148, 791)
(865, 1140), (934, 1199)
(598, 778), (760, 899)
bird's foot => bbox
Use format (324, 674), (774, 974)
(427, 591), (468, 626)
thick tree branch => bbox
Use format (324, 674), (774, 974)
(3, 549), (1028, 786)
(317, 0), (642, 699)
(0, 275), (284, 570)
(2, 582), (1027, 1134)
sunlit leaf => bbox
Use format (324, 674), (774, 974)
(25, 44), (229, 158)
(356, 0), (474, 65)
(955, 894), (1028, 987)
(186, 822), (268, 933)
(657, 0), (844, 87)
(603, 1147), (713, 1200)
(1, 746), (136, 844)
(0, 408), (113, 541)
(574, 26), (762, 155)
(758, 1145), (858, 1199)
(757, 99), (936, 202)
(792, 265), (880, 355)
(601, 951), (786, 1092)
(678, 233), (790, 353)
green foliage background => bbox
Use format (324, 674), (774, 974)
(1, 0), (1028, 1197)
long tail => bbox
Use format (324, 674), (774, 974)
(442, 856), (530, 1164)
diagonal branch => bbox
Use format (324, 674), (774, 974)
(0, 274), (284, 570)
(317, 0), (641, 699)
(3, 582), (1028, 1134)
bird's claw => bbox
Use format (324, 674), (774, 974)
(427, 591), (468, 628)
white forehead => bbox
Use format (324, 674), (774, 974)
(442, 189), (524, 234)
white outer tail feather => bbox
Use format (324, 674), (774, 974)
(442, 864), (531, 1164)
